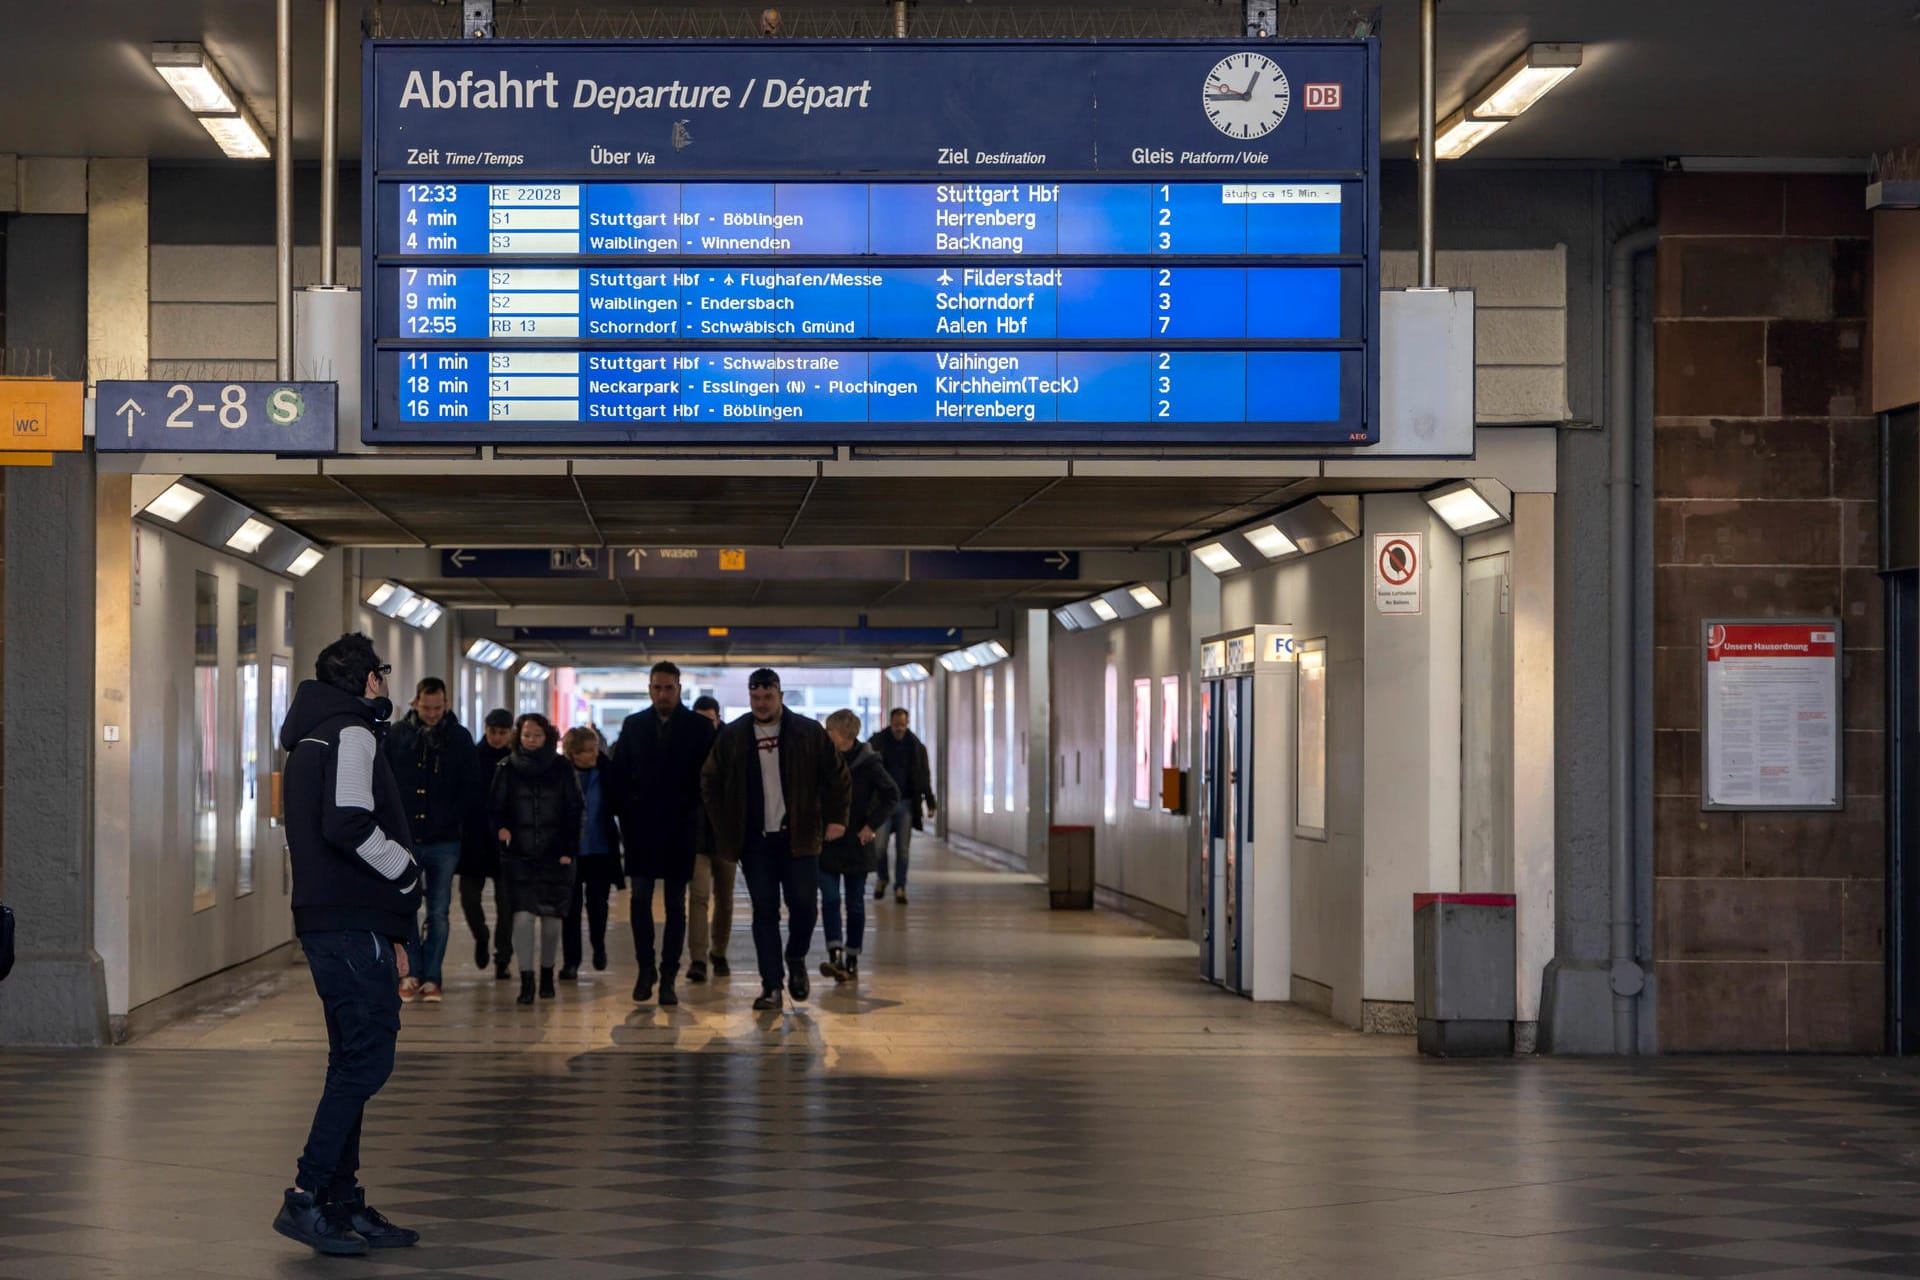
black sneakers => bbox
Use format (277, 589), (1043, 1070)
(711, 954), (731, 977)
(326, 1191), (419, 1249)
(753, 987), (782, 1010)
(845, 952), (860, 979)
(273, 1188), (367, 1256)
(788, 969), (811, 1002)
(687, 960), (708, 984)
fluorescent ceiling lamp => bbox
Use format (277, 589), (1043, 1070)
(466, 638), (498, 663)
(1424, 479), (1512, 535)
(1129, 585), (1165, 610)
(886, 662), (931, 683)
(285, 546), (325, 578)
(1243, 523), (1297, 559)
(519, 662), (551, 681)
(144, 481), (205, 523)
(490, 647), (520, 671)
(395, 595), (425, 621)
(413, 603), (443, 630)
(1435, 107), (1506, 160)
(964, 640), (1010, 666)
(1468, 43), (1582, 120)
(1053, 607), (1083, 631)
(937, 649), (978, 672)
(151, 43), (236, 113)
(224, 516), (273, 554)
(365, 582), (399, 610)
(1192, 541), (1242, 574)
(197, 114), (270, 161)
(1089, 597), (1119, 623)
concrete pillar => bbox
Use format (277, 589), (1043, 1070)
(1021, 608), (1051, 878)
(1359, 492), (1462, 1033)
(0, 453), (109, 1045)
(86, 160), (148, 385)
(1511, 493), (1557, 1039)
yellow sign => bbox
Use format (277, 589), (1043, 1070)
(0, 379), (83, 452)
(718, 548), (747, 571)
(0, 453), (53, 467)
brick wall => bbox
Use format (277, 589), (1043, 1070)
(1653, 173), (1881, 1052)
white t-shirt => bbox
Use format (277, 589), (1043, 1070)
(755, 719), (786, 834)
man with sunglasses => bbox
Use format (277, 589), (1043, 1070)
(274, 635), (421, 1256)
(700, 669), (850, 1010)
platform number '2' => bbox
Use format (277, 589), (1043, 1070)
(166, 383), (251, 431)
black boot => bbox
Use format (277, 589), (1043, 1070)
(592, 939), (608, 971)
(516, 972), (535, 1005)
(325, 1191), (419, 1249)
(820, 947), (850, 983)
(539, 967), (556, 999)
(273, 1188), (367, 1256)
(687, 959), (708, 984)
(658, 966), (679, 1007)
(558, 964), (579, 981)
(711, 954), (731, 978)
(474, 929), (490, 971)
(845, 952), (859, 980)
(632, 955), (658, 1003)
(753, 987), (782, 1011)
(495, 959), (513, 981)
(788, 967), (811, 1002)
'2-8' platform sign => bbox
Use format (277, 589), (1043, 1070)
(96, 381), (338, 454)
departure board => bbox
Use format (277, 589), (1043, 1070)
(364, 41), (1379, 445)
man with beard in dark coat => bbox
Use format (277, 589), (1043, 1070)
(273, 633), (421, 1256)
(459, 708), (516, 978)
(382, 677), (476, 1004)
(613, 661), (716, 1007)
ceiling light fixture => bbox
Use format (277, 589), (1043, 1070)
(150, 42), (271, 161)
(395, 595), (424, 621)
(1089, 598), (1119, 623)
(1129, 585), (1165, 610)
(413, 603), (444, 630)
(143, 481), (205, 523)
(224, 516), (273, 554)
(519, 662), (552, 681)
(1467, 43), (1584, 121)
(1053, 607), (1084, 631)
(1424, 478), (1513, 536)
(1437, 42), (1582, 160)
(365, 582), (398, 610)
(1193, 541), (1242, 574)
(1242, 523), (1297, 559)
(285, 546), (325, 578)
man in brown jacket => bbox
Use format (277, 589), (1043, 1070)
(700, 669), (850, 1010)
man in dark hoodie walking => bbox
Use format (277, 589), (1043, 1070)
(383, 676), (476, 1004)
(273, 633), (422, 1257)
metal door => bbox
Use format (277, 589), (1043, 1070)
(1200, 679), (1218, 982)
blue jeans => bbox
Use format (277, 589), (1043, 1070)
(875, 800), (916, 889)
(740, 832), (818, 991)
(296, 930), (401, 1200)
(817, 868), (868, 955)
(405, 841), (461, 986)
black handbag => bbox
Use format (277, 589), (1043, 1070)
(0, 903), (15, 982)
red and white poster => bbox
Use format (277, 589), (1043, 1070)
(1703, 621), (1842, 810)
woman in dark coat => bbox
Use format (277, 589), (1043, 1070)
(817, 710), (901, 983)
(487, 713), (582, 1005)
(561, 726), (626, 978)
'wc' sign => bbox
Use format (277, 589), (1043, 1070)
(0, 379), (83, 452)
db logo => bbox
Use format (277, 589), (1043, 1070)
(1304, 84), (1342, 111)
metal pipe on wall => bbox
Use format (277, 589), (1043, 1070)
(275, 0), (294, 377)
(1417, 0), (1436, 286)
(893, 1), (909, 38)
(320, 0), (339, 287)
(1607, 225), (1659, 1053)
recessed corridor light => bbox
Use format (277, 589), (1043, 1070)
(145, 482), (205, 523)
(224, 517), (273, 554)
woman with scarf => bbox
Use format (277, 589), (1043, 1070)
(487, 713), (583, 1005)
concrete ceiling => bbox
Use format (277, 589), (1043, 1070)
(0, 2), (1915, 164)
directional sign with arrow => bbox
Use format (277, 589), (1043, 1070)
(95, 381), (336, 454)
(906, 550), (1080, 580)
(439, 548), (609, 578)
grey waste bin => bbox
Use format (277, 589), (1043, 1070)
(1413, 893), (1517, 1057)
(1048, 825), (1094, 910)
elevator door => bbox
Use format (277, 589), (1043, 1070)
(1461, 552), (1515, 892)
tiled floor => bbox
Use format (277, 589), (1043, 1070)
(4, 842), (1920, 1279)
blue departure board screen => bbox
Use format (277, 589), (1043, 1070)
(364, 41), (1379, 445)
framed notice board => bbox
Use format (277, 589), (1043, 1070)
(1701, 619), (1843, 811)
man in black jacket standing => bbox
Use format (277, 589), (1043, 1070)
(701, 669), (850, 1010)
(870, 708), (938, 905)
(383, 677), (476, 1004)
(613, 661), (715, 1006)
(273, 633), (421, 1257)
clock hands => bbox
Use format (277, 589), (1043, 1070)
(1207, 73), (1262, 103)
